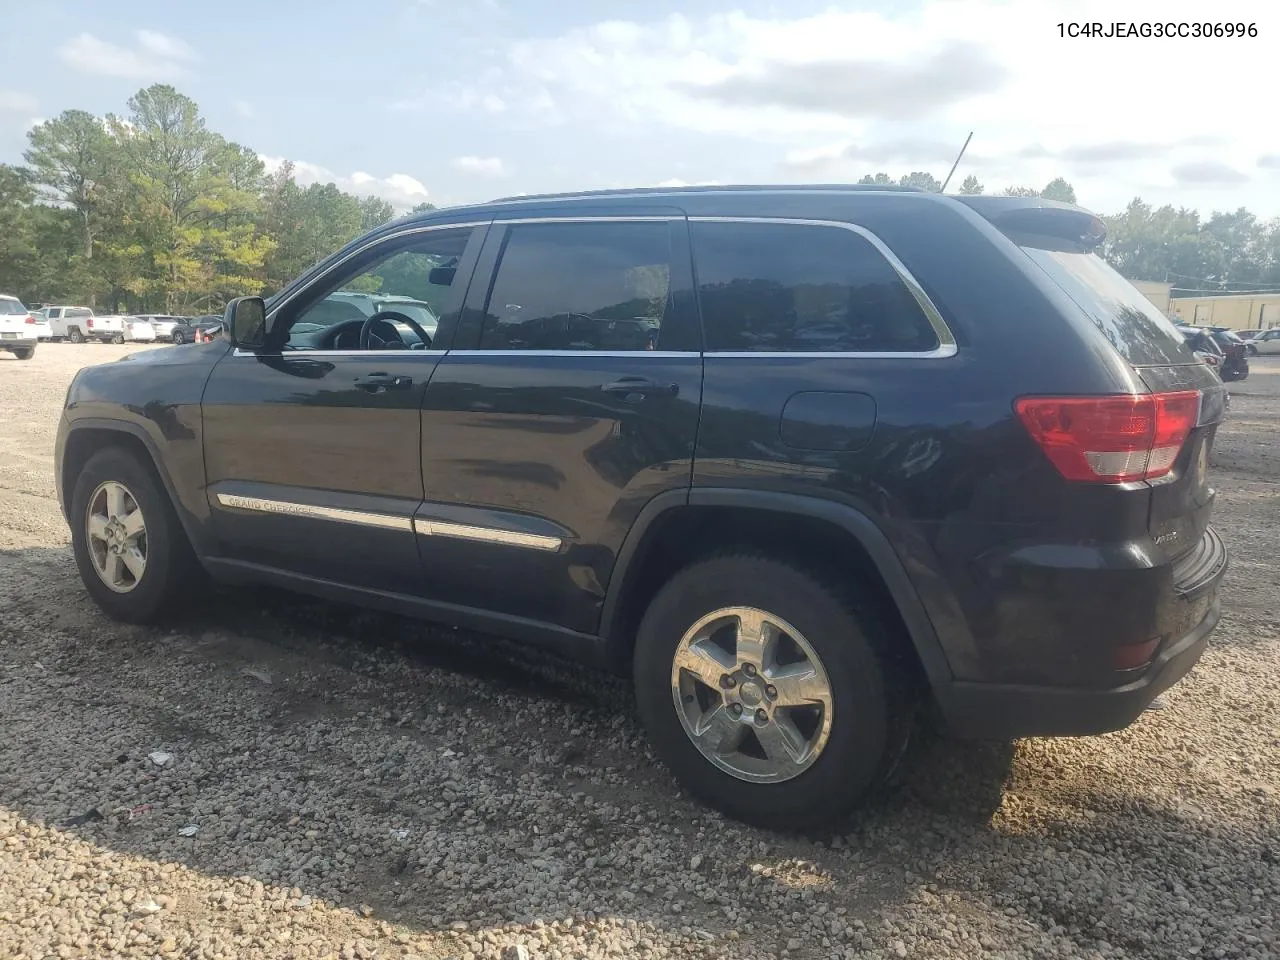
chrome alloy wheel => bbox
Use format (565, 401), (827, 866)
(86, 480), (148, 593)
(670, 607), (834, 783)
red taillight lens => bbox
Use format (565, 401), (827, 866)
(24, 314), (36, 324)
(86, 318), (93, 328)
(1014, 391), (1200, 483)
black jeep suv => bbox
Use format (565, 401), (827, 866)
(55, 186), (1228, 827)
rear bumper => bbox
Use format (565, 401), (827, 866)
(935, 595), (1219, 738)
(930, 523), (1227, 738)
(1, 335), (37, 350)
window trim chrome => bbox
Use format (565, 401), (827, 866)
(688, 216), (957, 359)
(241, 213), (956, 361)
(214, 493), (412, 532)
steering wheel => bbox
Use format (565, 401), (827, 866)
(358, 310), (434, 350)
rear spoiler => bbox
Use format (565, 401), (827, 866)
(956, 197), (1106, 251)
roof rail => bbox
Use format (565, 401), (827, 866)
(486, 183), (926, 204)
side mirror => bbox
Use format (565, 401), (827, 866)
(428, 266), (457, 286)
(224, 297), (267, 349)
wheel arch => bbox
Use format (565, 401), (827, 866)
(600, 488), (954, 689)
(60, 420), (203, 554)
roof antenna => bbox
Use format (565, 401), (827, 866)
(939, 131), (974, 193)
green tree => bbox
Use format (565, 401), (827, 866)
(856, 173), (894, 186)
(1040, 177), (1078, 204)
(359, 195), (395, 231)
(24, 110), (113, 261)
(899, 171), (943, 192)
(958, 175), (983, 195)
(1002, 185), (1041, 198)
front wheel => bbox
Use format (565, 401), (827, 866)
(170, 330), (186, 344)
(633, 554), (913, 829)
(111, 332), (125, 344)
(69, 448), (198, 623)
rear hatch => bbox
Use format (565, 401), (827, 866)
(0, 297), (32, 338)
(968, 200), (1226, 571)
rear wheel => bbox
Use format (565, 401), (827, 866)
(633, 554), (913, 829)
(170, 329), (186, 344)
(12, 347), (34, 360)
(68, 327), (85, 343)
(111, 332), (125, 344)
(70, 447), (197, 623)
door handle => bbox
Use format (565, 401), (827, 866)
(601, 377), (679, 400)
(354, 372), (412, 392)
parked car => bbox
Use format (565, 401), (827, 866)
(0, 294), (40, 359)
(1178, 327), (1225, 373)
(1251, 329), (1280, 355)
(135, 314), (201, 344)
(1201, 329), (1249, 381)
(24, 305), (54, 340)
(79, 315), (157, 344)
(54, 187), (1229, 828)
(45, 305), (96, 342)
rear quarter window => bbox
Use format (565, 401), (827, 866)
(691, 221), (942, 354)
(1017, 240), (1193, 366)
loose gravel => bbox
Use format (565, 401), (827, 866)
(1, 343), (1277, 959)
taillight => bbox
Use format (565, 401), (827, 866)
(86, 318), (93, 328)
(24, 314), (36, 324)
(1014, 392), (1201, 483)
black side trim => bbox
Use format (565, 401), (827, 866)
(937, 597), (1218, 738)
(203, 557), (610, 668)
(600, 487), (952, 687)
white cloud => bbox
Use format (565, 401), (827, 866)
(58, 30), (195, 79)
(0, 90), (38, 114)
(414, 1), (1280, 213)
(260, 155), (430, 210)
(451, 155), (507, 177)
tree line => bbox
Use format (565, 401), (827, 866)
(0, 84), (432, 315)
(3, 84), (1279, 313)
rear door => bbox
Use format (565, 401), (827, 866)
(417, 210), (703, 634)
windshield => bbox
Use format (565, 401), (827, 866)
(1019, 243), (1193, 366)
(0, 298), (27, 315)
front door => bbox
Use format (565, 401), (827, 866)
(201, 221), (487, 594)
(417, 213), (704, 634)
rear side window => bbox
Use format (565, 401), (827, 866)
(691, 221), (940, 353)
(480, 221), (674, 352)
(1019, 244), (1192, 366)
(68, 308), (92, 319)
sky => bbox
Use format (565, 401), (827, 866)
(2, 0), (1278, 216)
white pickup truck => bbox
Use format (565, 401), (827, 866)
(45, 307), (156, 344)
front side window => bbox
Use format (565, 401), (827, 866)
(479, 221), (672, 351)
(692, 221), (940, 353)
(283, 227), (474, 350)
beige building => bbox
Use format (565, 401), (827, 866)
(1169, 293), (1280, 331)
(1131, 280), (1173, 314)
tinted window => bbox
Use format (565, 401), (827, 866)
(1020, 244), (1193, 366)
(286, 228), (473, 349)
(0, 298), (26, 315)
(68, 308), (92, 318)
(480, 221), (672, 352)
(691, 222), (939, 353)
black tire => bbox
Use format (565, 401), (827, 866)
(68, 327), (85, 343)
(69, 447), (198, 623)
(111, 332), (125, 344)
(633, 554), (913, 829)
(170, 330), (186, 344)
(12, 347), (34, 360)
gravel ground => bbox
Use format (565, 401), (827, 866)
(1, 342), (1277, 960)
